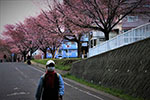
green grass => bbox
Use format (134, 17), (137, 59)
(32, 58), (81, 71)
(63, 74), (145, 100)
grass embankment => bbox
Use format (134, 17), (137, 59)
(32, 58), (81, 71)
(32, 58), (145, 100)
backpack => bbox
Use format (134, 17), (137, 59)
(42, 72), (60, 89)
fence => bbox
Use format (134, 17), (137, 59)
(88, 23), (150, 57)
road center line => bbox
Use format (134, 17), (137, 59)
(27, 65), (104, 100)
(7, 92), (30, 96)
(15, 67), (27, 78)
(27, 65), (45, 74)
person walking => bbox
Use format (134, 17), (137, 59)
(35, 60), (64, 100)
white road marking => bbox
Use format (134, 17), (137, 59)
(27, 65), (45, 74)
(27, 65), (104, 100)
(13, 87), (19, 90)
(64, 82), (104, 100)
(7, 92), (30, 96)
(15, 67), (27, 78)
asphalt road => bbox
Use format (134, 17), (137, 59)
(0, 63), (121, 100)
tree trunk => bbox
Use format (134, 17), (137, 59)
(30, 49), (33, 58)
(49, 48), (55, 59)
(52, 51), (55, 58)
(23, 54), (26, 62)
(76, 35), (82, 58)
(77, 41), (82, 58)
(44, 50), (47, 59)
(104, 32), (109, 40)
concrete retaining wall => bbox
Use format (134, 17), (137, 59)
(71, 38), (150, 99)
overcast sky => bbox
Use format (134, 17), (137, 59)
(0, 0), (46, 34)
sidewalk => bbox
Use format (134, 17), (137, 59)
(30, 61), (122, 100)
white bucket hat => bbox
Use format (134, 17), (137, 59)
(46, 60), (55, 66)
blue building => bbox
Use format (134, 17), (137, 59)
(33, 34), (89, 59)
(46, 40), (78, 59)
(46, 33), (89, 59)
(59, 40), (78, 58)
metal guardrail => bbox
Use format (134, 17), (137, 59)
(88, 23), (150, 57)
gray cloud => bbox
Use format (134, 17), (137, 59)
(0, 0), (41, 33)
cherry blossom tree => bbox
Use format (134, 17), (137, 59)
(0, 38), (12, 61)
(59, 0), (148, 40)
(63, 20), (90, 57)
(3, 24), (32, 62)
(24, 17), (41, 57)
(33, 0), (150, 58)
(25, 15), (63, 59)
(35, 0), (89, 57)
(37, 13), (63, 58)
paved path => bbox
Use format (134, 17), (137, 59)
(0, 63), (122, 100)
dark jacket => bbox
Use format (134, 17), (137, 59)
(35, 72), (64, 100)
